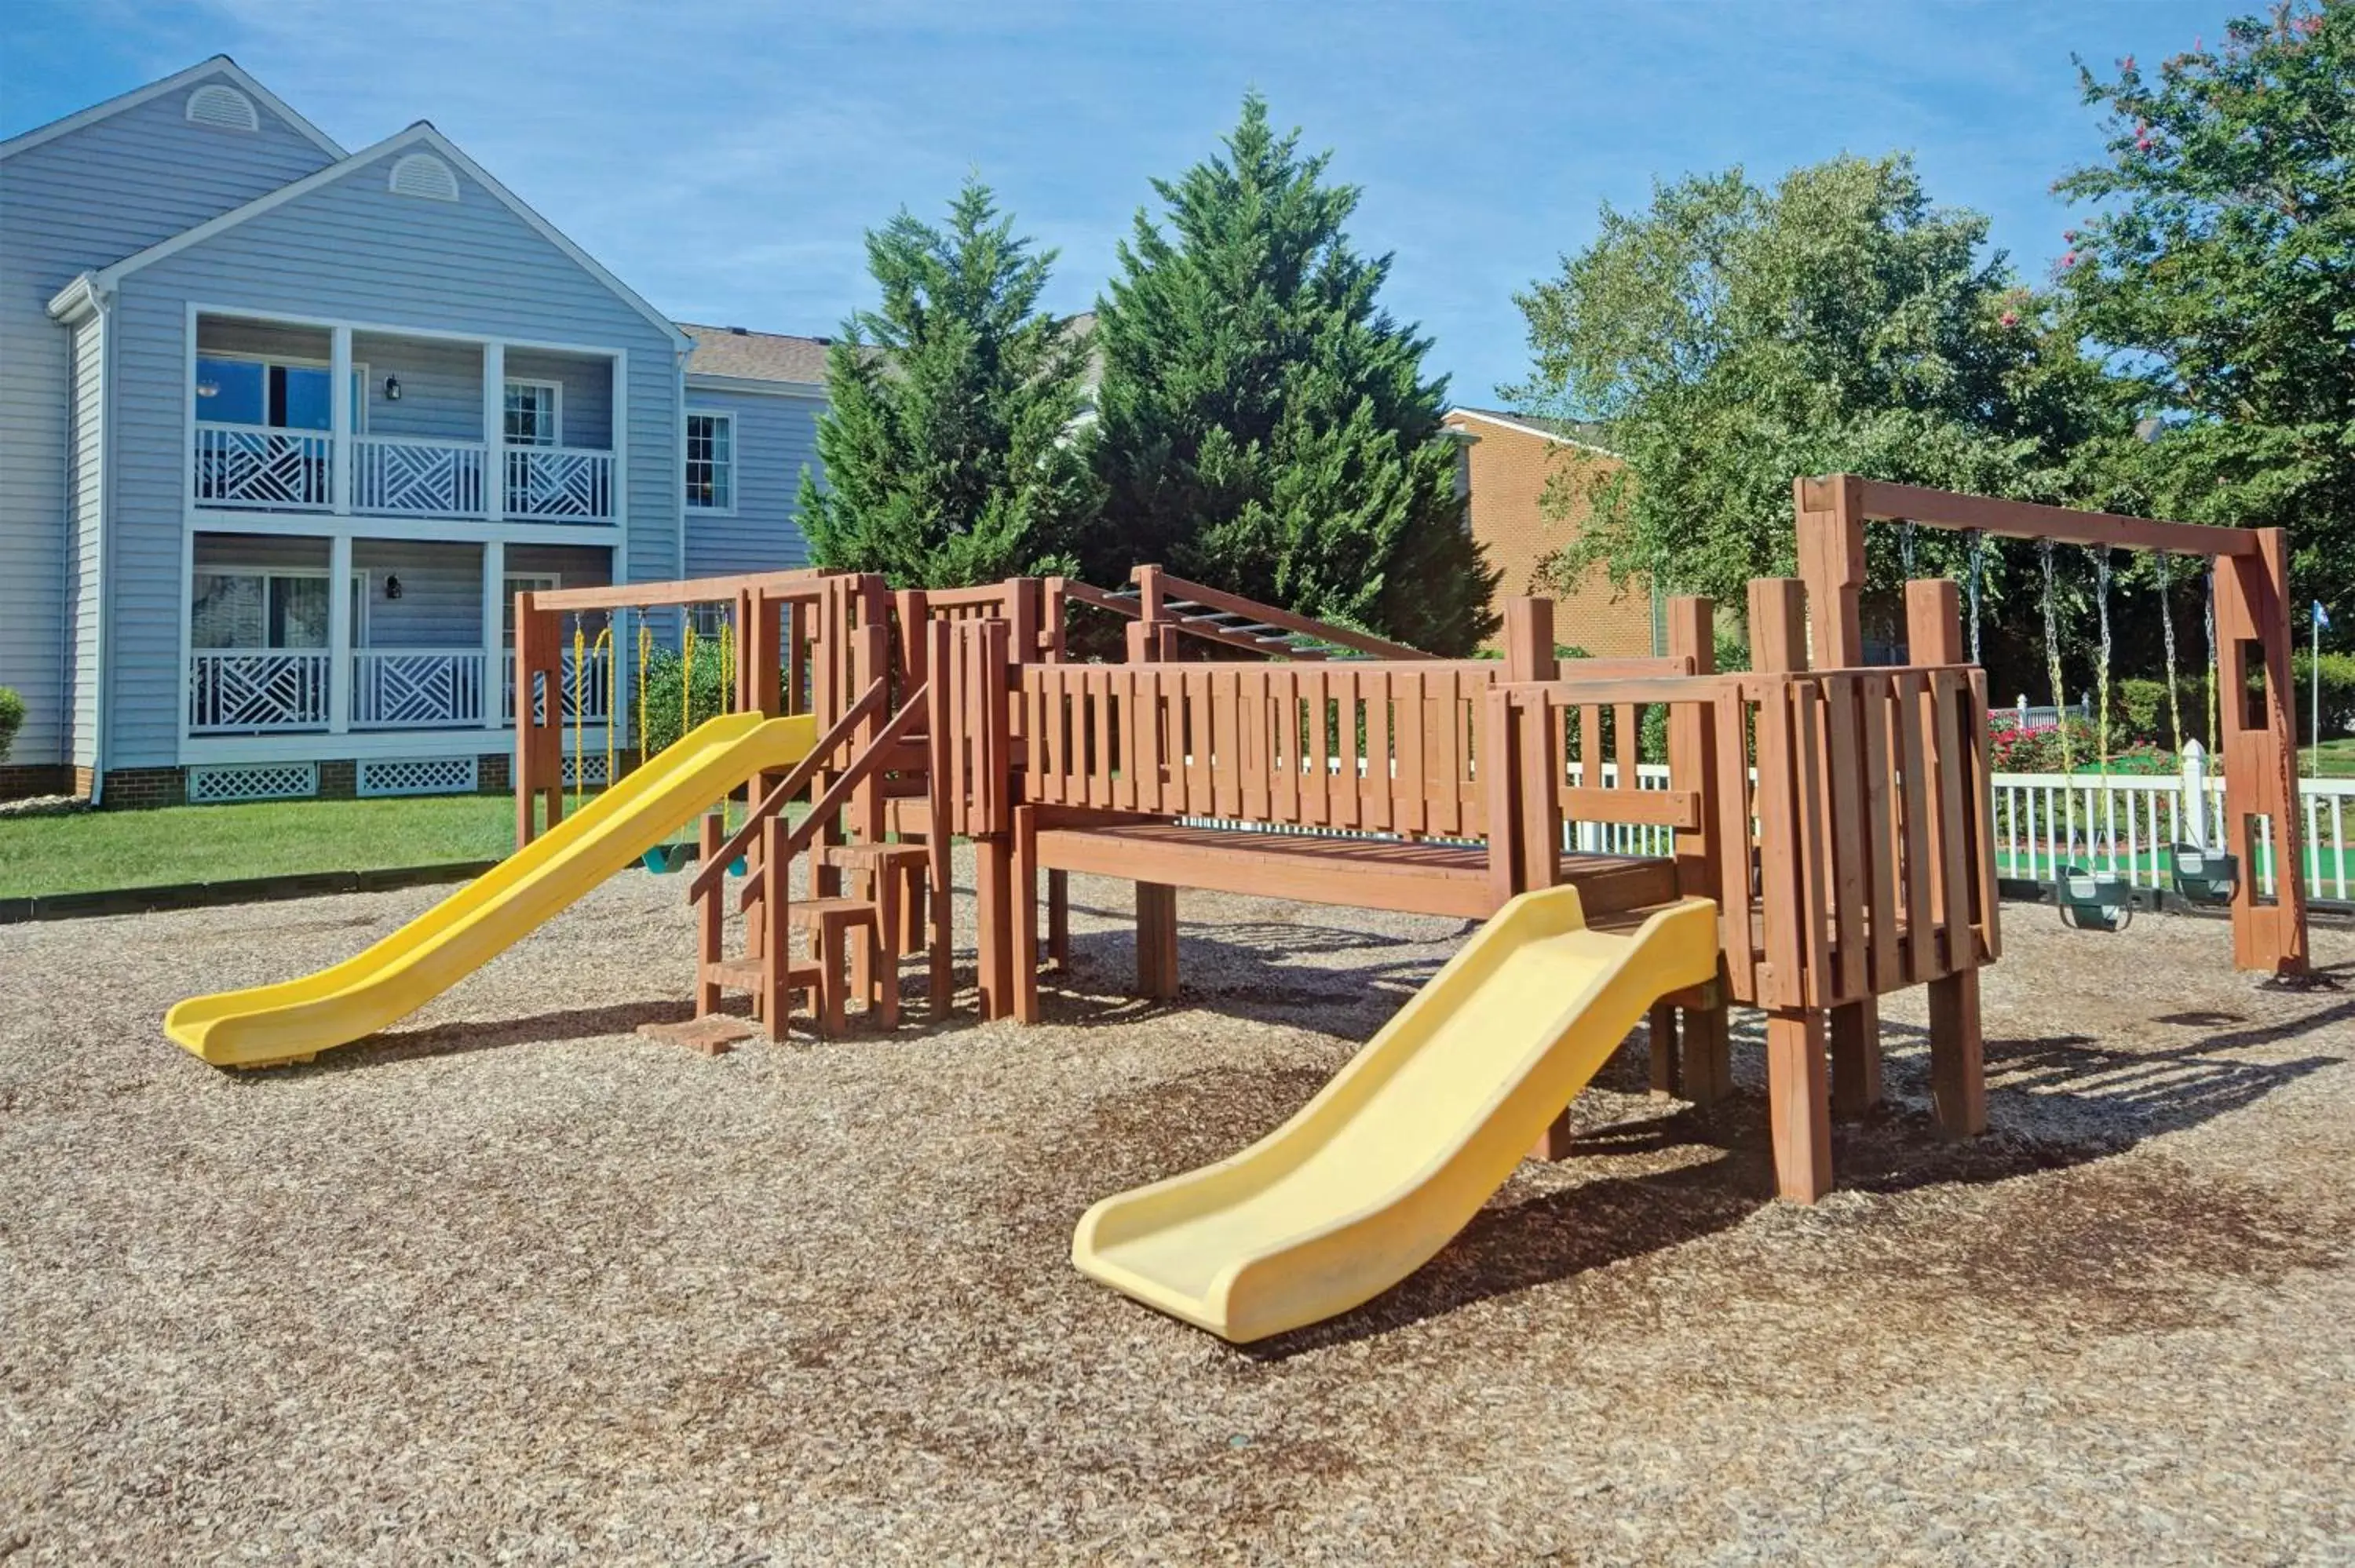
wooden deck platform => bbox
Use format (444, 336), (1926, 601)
(1025, 819), (1681, 921)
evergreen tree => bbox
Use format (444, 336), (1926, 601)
(798, 179), (1096, 586)
(1085, 96), (1499, 655)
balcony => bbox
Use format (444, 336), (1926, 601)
(188, 647), (612, 735)
(191, 314), (621, 526)
(185, 534), (618, 748)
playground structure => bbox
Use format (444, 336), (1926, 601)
(166, 476), (2310, 1341)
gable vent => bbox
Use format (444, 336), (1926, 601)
(186, 84), (259, 133)
(389, 152), (460, 202)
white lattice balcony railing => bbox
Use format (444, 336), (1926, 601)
(350, 649), (487, 729)
(503, 647), (613, 725)
(353, 435), (487, 516)
(505, 446), (615, 522)
(188, 650), (333, 732)
(192, 425), (333, 510)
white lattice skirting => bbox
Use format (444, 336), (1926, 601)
(187, 762), (320, 804)
(561, 753), (611, 787)
(358, 757), (480, 798)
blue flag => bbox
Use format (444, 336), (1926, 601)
(2319, 602), (2333, 631)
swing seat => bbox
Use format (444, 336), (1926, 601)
(2057, 865), (2133, 932)
(2168, 844), (2238, 905)
(641, 845), (747, 876)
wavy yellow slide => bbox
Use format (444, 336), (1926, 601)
(165, 712), (816, 1069)
(1072, 888), (1722, 1343)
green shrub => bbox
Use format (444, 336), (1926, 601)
(630, 647), (734, 757)
(0, 686), (20, 764)
(2291, 650), (2355, 739)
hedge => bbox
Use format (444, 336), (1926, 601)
(0, 686), (22, 764)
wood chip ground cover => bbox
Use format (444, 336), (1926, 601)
(2, 857), (2350, 1563)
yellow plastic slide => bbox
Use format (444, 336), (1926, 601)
(164, 712), (816, 1069)
(1072, 888), (1721, 1343)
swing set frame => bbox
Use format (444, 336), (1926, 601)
(1797, 474), (2309, 979)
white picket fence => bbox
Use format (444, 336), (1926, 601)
(1189, 746), (2355, 908)
(1990, 746), (2355, 903)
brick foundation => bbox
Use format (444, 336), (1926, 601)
(317, 760), (357, 800)
(98, 767), (188, 810)
(477, 752), (511, 792)
(0, 764), (82, 800)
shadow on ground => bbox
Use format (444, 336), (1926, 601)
(1020, 921), (2353, 1355)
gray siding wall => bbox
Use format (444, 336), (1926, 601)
(0, 70), (333, 767)
(64, 315), (104, 767)
(106, 142), (682, 768)
(681, 383), (820, 575)
(353, 331), (481, 443)
(353, 541), (483, 647)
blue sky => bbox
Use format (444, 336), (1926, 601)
(3, 0), (2230, 405)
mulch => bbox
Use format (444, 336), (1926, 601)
(2, 855), (2350, 1564)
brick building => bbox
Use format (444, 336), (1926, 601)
(1442, 407), (1659, 658)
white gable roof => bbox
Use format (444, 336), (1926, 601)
(0, 55), (345, 162)
(62, 122), (689, 349)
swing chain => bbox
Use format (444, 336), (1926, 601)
(1898, 520), (1917, 580)
(2203, 572), (2220, 757)
(2157, 552), (2185, 753)
(1966, 529), (1984, 666)
(2092, 546), (2113, 773)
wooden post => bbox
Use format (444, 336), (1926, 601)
(1013, 808), (1042, 1023)
(1795, 473), (1868, 669)
(1502, 596), (1557, 681)
(1749, 578), (1834, 1199)
(1907, 576), (1986, 1135)
(761, 812), (792, 1041)
(1127, 586), (1179, 993)
(1137, 883), (1179, 1001)
(512, 593), (564, 848)
(696, 811), (724, 1019)
(1647, 1001), (1681, 1097)
(1666, 594), (1732, 1103)
(975, 834), (1015, 1019)
(2216, 529), (2310, 976)
(1766, 1010), (1833, 1202)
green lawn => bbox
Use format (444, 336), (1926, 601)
(2308, 738), (2355, 779)
(0, 794), (521, 899)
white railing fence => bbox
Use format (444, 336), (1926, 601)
(1991, 762), (2354, 903)
(195, 430), (614, 522)
(503, 646), (615, 725)
(350, 649), (487, 728)
(353, 435), (487, 516)
(505, 447), (615, 522)
(1998, 695), (2094, 734)
(188, 649), (332, 731)
(192, 425), (332, 509)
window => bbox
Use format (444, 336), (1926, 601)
(685, 413), (733, 511)
(503, 381), (561, 447)
(195, 356), (366, 432)
(501, 573), (560, 647)
(191, 569), (365, 650)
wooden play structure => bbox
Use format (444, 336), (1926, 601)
(495, 480), (2303, 1205)
(154, 474), (2303, 1223)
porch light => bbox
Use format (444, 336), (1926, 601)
(385, 575), (403, 600)
(384, 374), (402, 401)
(196, 379), (220, 399)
